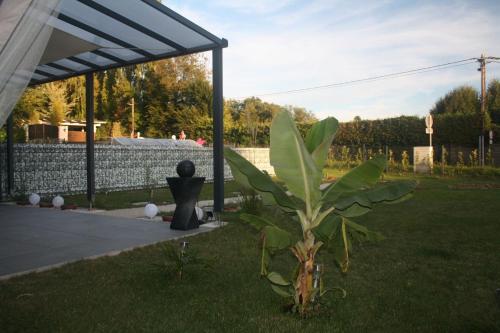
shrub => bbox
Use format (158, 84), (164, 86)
(401, 151), (410, 173)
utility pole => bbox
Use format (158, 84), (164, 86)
(478, 54), (486, 167)
(128, 97), (135, 138)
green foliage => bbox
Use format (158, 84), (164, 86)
(305, 117), (338, 169)
(468, 149), (479, 167)
(12, 55), (217, 141)
(340, 146), (350, 170)
(441, 146), (448, 176)
(43, 82), (75, 125)
(225, 111), (415, 316)
(270, 111), (322, 211)
(157, 243), (208, 280)
(430, 85), (479, 115)
(487, 79), (500, 124)
(12, 74), (500, 147)
(438, 164), (500, 177)
(486, 147), (494, 166)
(433, 112), (488, 144)
(335, 116), (426, 147)
(401, 151), (409, 173)
(238, 188), (263, 215)
(331, 80), (500, 148)
(355, 147), (363, 165)
(388, 149), (396, 173)
(242, 99), (260, 146)
(456, 151), (465, 174)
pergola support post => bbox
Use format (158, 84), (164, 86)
(85, 72), (95, 208)
(6, 114), (14, 198)
(212, 47), (224, 213)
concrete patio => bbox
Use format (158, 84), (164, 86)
(0, 204), (217, 280)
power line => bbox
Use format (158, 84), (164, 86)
(235, 58), (477, 99)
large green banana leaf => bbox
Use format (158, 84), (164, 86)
(312, 215), (383, 272)
(224, 147), (298, 210)
(270, 111), (321, 210)
(240, 213), (293, 275)
(311, 214), (342, 241)
(334, 180), (416, 217)
(304, 117), (339, 170)
(321, 155), (387, 203)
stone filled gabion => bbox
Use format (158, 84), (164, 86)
(0, 144), (274, 197)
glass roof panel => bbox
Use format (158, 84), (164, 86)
(74, 52), (115, 66)
(30, 72), (48, 81)
(58, 0), (175, 55)
(53, 58), (91, 71)
(47, 18), (143, 61)
(95, 0), (214, 49)
(31, 0), (225, 86)
(37, 65), (69, 76)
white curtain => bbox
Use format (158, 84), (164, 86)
(0, 0), (61, 127)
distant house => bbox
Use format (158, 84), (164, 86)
(28, 120), (106, 143)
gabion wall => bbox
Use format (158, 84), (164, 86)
(0, 144), (6, 197)
(0, 144), (273, 196)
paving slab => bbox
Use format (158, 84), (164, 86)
(0, 204), (219, 280)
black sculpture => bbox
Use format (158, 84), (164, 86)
(167, 160), (205, 230)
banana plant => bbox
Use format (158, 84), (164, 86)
(224, 111), (416, 315)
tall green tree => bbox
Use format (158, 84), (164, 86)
(430, 85), (479, 115)
(487, 79), (500, 124)
(242, 99), (260, 146)
(66, 77), (86, 120)
(42, 82), (75, 125)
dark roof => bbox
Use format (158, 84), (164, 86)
(30, 0), (227, 86)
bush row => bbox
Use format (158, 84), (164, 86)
(335, 113), (492, 146)
(327, 145), (498, 175)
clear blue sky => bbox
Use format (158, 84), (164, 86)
(166, 0), (500, 121)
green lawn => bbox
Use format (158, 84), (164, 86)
(63, 180), (242, 210)
(1, 175), (499, 332)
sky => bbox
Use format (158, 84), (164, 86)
(167, 0), (500, 122)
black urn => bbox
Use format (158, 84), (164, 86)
(176, 160), (195, 177)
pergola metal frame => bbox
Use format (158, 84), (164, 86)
(4, 0), (227, 212)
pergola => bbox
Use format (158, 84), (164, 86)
(3, 0), (227, 211)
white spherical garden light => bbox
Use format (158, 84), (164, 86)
(52, 195), (64, 208)
(29, 193), (40, 206)
(144, 203), (158, 219)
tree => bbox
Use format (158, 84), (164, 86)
(95, 71), (106, 120)
(242, 99), (260, 146)
(292, 106), (317, 124)
(292, 106), (317, 138)
(13, 87), (45, 124)
(487, 79), (500, 124)
(66, 77), (86, 120)
(43, 82), (74, 125)
(430, 86), (479, 115)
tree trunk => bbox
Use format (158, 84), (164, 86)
(294, 232), (317, 315)
(296, 256), (314, 314)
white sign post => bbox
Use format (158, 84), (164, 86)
(425, 114), (433, 147)
(414, 115), (434, 174)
